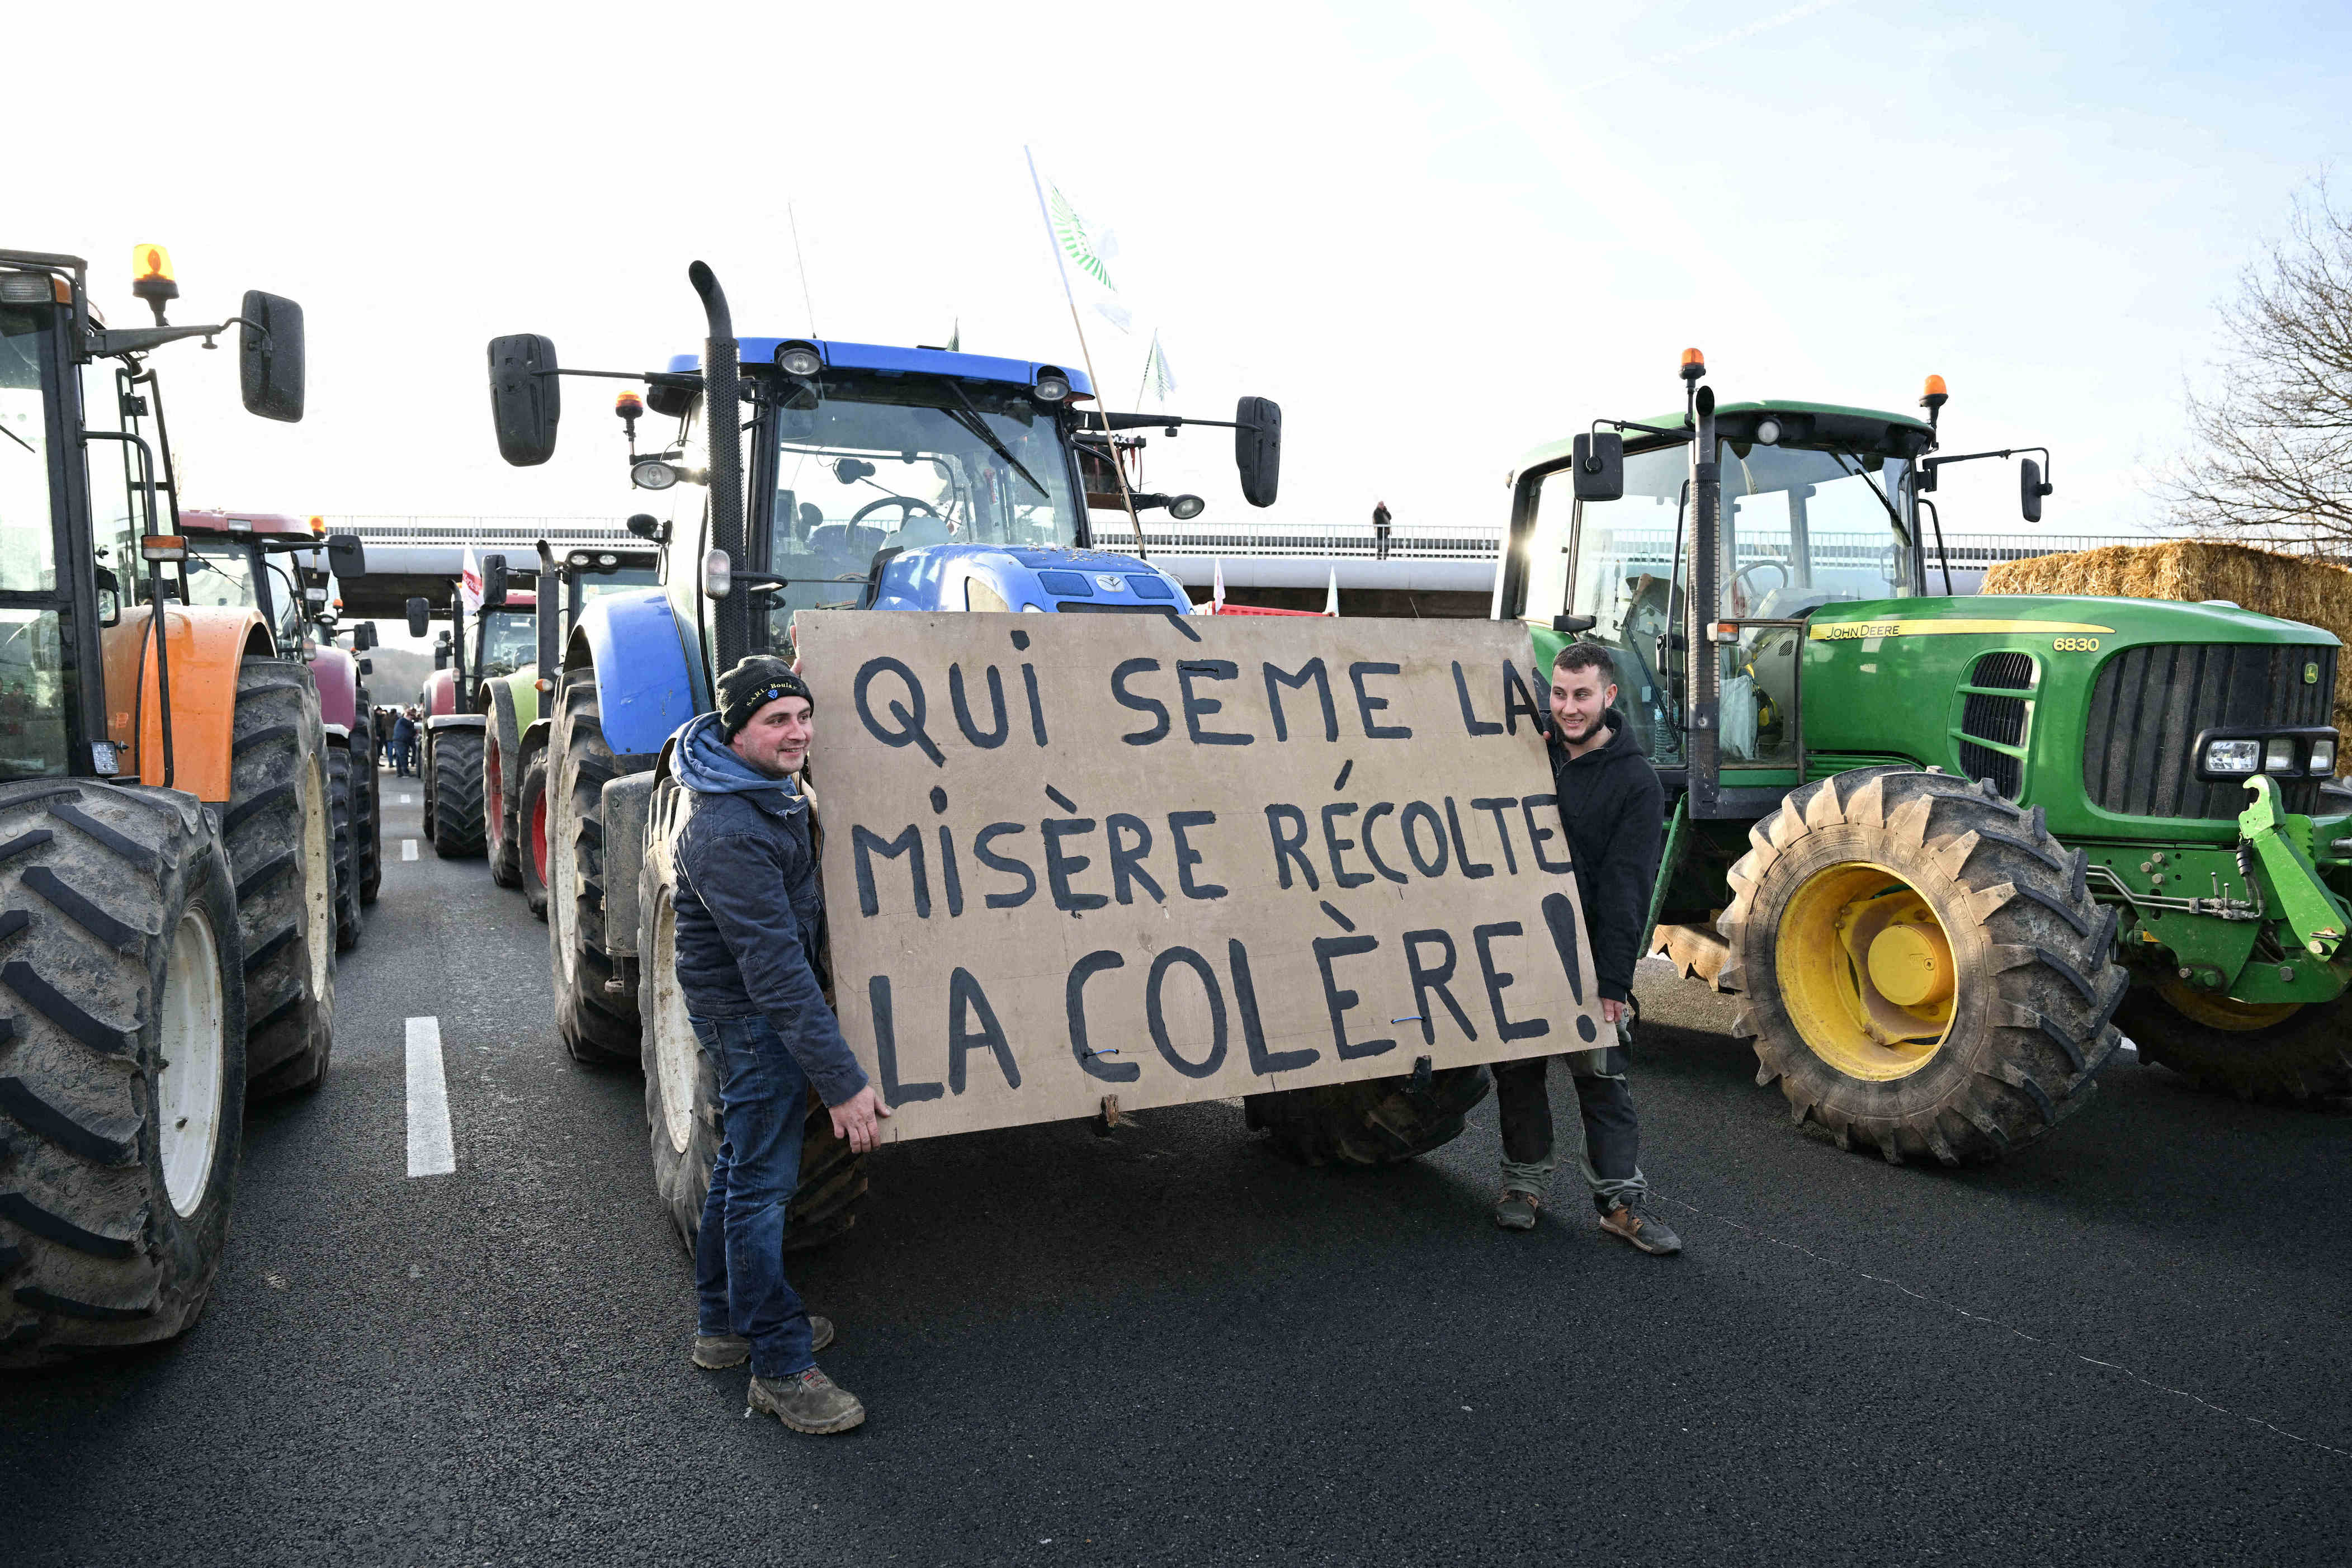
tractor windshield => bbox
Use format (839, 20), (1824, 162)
(474, 607), (536, 678)
(1525, 438), (1916, 767)
(761, 374), (1080, 634)
(0, 302), (70, 780)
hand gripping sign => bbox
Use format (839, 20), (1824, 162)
(796, 611), (1606, 1141)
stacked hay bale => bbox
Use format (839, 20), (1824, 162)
(1981, 540), (2352, 768)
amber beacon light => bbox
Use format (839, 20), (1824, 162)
(1679, 346), (1706, 382)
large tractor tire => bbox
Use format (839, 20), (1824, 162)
(0, 783), (248, 1364)
(1244, 1066), (1493, 1166)
(549, 678), (640, 1064)
(230, 659), (338, 1100)
(639, 791), (867, 1254)
(431, 727), (487, 859)
(1720, 767), (2126, 1165)
(353, 708), (381, 906)
(485, 721), (523, 890)
(2115, 985), (2352, 1103)
(326, 739), (362, 953)
(517, 742), (550, 923)
(419, 730), (436, 843)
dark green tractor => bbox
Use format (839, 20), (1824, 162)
(1495, 351), (2350, 1163)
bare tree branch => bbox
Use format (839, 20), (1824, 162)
(2161, 179), (2352, 554)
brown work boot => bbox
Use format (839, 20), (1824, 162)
(748, 1367), (866, 1434)
(692, 1315), (833, 1369)
(1599, 1201), (1683, 1256)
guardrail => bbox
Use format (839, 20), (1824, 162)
(325, 515), (2156, 564)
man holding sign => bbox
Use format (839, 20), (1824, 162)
(1490, 643), (1682, 1255)
(671, 656), (890, 1435)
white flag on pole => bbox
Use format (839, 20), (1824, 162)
(1046, 181), (1134, 334)
(460, 547), (483, 617)
(1324, 568), (1341, 617)
(1213, 558), (1226, 613)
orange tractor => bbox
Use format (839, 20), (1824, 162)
(0, 245), (333, 1362)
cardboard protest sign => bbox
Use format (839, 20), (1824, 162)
(796, 611), (1605, 1142)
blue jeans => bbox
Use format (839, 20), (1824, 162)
(689, 1014), (816, 1380)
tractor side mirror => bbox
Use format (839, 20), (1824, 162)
(625, 512), (669, 542)
(406, 596), (430, 639)
(239, 290), (306, 422)
(488, 333), (562, 466)
(2020, 457), (2051, 523)
(1572, 433), (1625, 502)
(1235, 395), (1281, 508)
(325, 531), (367, 578)
(482, 553), (508, 609)
(353, 621), (377, 652)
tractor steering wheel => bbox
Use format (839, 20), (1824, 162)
(849, 495), (942, 527)
(1731, 559), (1789, 617)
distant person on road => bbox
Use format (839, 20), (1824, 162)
(374, 706), (395, 768)
(671, 655), (887, 1436)
(1490, 641), (1683, 1256)
(390, 707), (417, 778)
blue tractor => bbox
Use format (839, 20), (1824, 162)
(485, 263), (1281, 1244)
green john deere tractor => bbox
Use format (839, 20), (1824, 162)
(1496, 351), (2351, 1164)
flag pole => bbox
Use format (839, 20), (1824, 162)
(1025, 145), (1148, 559)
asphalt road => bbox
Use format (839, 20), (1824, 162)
(3, 782), (2349, 1567)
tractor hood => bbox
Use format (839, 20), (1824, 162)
(1808, 593), (2339, 649)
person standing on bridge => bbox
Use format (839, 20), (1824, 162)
(672, 655), (889, 1435)
(1490, 641), (1683, 1255)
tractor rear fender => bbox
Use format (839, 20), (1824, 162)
(484, 678), (522, 770)
(424, 713), (487, 734)
(309, 644), (361, 731)
(519, 716), (551, 758)
(572, 588), (704, 757)
(600, 773), (658, 961)
(98, 604), (273, 802)
(421, 665), (459, 717)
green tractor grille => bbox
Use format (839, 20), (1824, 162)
(2083, 641), (2337, 819)
(1958, 651), (2035, 799)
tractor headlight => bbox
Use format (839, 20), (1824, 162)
(2203, 738), (2260, 774)
(1033, 366), (1071, 404)
(1755, 417), (1782, 446)
(2311, 738), (2337, 775)
(631, 458), (680, 490)
(2266, 737), (2297, 773)
(775, 340), (823, 378)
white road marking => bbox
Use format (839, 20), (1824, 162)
(402, 839), (418, 861)
(405, 1016), (456, 1177)
(400, 794), (413, 804)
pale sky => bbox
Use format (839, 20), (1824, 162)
(18, 1), (2349, 544)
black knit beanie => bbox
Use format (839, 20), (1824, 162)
(716, 655), (813, 741)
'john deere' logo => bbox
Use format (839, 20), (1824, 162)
(2306, 663), (2320, 684)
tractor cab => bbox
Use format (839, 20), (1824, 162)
(171, 509), (338, 658)
(484, 316), (1279, 677)
(1496, 353), (2051, 814)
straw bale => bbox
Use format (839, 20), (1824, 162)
(1981, 541), (2352, 768)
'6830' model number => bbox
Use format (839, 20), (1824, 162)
(2052, 635), (2100, 652)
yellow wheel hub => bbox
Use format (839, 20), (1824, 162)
(1775, 861), (1956, 1080)
(2155, 979), (2300, 1033)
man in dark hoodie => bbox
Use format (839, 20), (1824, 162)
(672, 655), (889, 1434)
(1489, 641), (1683, 1255)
